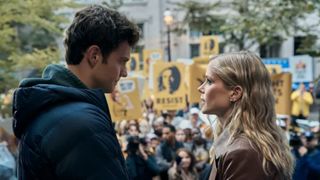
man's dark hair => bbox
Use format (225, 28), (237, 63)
(64, 5), (140, 64)
(163, 124), (176, 133)
(126, 136), (147, 155)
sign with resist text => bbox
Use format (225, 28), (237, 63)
(153, 62), (187, 110)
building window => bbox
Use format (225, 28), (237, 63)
(189, 29), (201, 38)
(190, 44), (200, 58)
(294, 35), (318, 56)
(132, 45), (144, 70)
(137, 23), (144, 39)
(260, 43), (280, 58)
(294, 36), (305, 55)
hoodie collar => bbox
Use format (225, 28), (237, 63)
(19, 64), (87, 89)
(12, 64), (110, 139)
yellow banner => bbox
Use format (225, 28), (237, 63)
(143, 49), (163, 76)
(266, 64), (282, 75)
(106, 77), (143, 121)
(271, 73), (292, 115)
(142, 78), (153, 100)
(153, 62), (187, 110)
(193, 56), (210, 64)
(200, 36), (219, 56)
(188, 63), (207, 104)
(127, 53), (140, 73)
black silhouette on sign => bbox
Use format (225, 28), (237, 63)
(204, 39), (215, 52)
(158, 66), (181, 94)
(130, 56), (137, 71)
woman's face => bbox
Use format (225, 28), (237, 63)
(178, 151), (191, 169)
(162, 70), (172, 90)
(139, 121), (149, 134)
(198, 61), (233, 117)
(128, 125), (139, 136)
(150, 138), (160, 148)
(175, 129), (186, 142)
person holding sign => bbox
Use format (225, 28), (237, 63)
(291, 83), (314, 126)
(198, 51), (293, 180)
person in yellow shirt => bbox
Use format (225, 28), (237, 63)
(111, 89), (134, 117)
(291, 83), (314, 126)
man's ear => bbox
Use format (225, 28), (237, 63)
(230, 85), (243, 102)
(85, 45), (102, 68)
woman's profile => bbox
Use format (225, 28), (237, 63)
(198, 51), (294, 180)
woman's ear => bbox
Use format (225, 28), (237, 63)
(230, 85), (243, 102)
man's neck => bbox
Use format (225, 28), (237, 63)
(67, 65), (92, 88)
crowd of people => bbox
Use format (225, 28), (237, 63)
(0, 99), (319, 179)
(0, 4), (320, 180)
(111, 96), (319, 179)
(0, 127), (17, 180)
(115, 106), (212, 180)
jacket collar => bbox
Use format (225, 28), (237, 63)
(213, 128), (231, 158)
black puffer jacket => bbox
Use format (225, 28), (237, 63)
(12, 64), (129, 180)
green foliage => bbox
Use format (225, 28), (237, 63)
(10, 47), (60, 71)
(174, 0), (320, 50)
(224, 0), (319, 49)
(0, 0), (79, 93)
(173, 0), (224, 35)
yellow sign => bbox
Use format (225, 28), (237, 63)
(193, 56), (210, 64)
(200, 36), (219, 56)
(127, 53), (140, 73)
(106, 77), (143, 121)
(188, 63), (207, 104)
(153, 62), (187, 110)
(142, 78), (153, 100)
(271, 73), (292, 115)
(143, 49), (163, 76)
(266, 65), (282, 75)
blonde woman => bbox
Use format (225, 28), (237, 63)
(198, 51), (294, 180)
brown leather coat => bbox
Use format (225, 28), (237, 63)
(209, 129), (286, 180)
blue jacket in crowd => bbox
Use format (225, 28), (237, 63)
(12, 64), (129, 180)
(126, 154), (160, 180)
(293, 148), (320, 180)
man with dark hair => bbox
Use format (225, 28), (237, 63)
(293, 132), (320, 180)
(12, 5), (139, 179)
(155, 124), (184, 179)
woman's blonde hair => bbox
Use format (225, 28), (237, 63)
(209, 51), (294, 179)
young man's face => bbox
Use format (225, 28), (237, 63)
(91, 41), (130, 93)
(162, 127), (174, 142)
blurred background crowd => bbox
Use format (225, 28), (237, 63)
(1, 0), (320, 179)
(0, 82), (320, 180)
